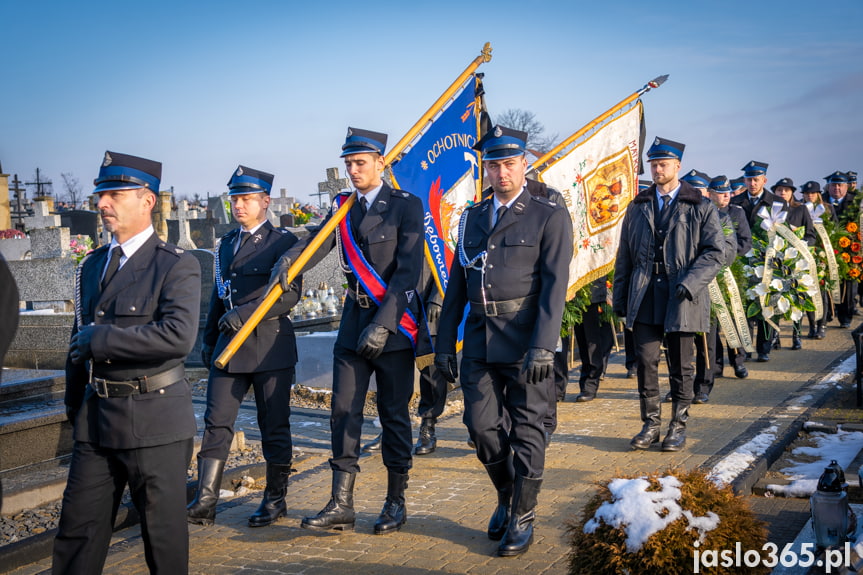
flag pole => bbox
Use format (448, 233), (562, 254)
(215, 43), (493, 370)
(385, 42), (493, 165)
(531, 74), (668, 172)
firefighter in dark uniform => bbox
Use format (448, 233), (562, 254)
(413, 261), (448, 456)
(435, 126), (573, 557)
(187, 166), (302, 528)
(801, 181), (834, 338)
(614, 138), (724, 452)
(709, 175), (752, 379)
(54, 152), (201, 575)
(271, 128), (425, 535)
(572, 277), (614, 402)
(731, 161), (788, 361)
(483, 178), (569, 435)
(823, 170), (857, 327)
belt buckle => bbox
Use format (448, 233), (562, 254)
(92, 377), (110, 399)
(484, 300), (498, 317)
(356, 292), (371, 309)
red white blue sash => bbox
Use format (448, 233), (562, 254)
(334, 193), (421, 349)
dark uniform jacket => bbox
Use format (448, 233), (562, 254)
(785, 202), (817, 246)
(437, 188), (574, 362)
(722, 204), (752, 257)
(613, 181), (725, 333)
(204, 220), (302, 374)
(65, 233), (201, 449)
(731, 189), (787, 232)
(283, 183), (425, 353)
(822, 191), (857, 222)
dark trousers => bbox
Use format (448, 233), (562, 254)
(715, 332), (746, 374)
(544, 335), (571, 435)
(837, 280), (856, 325)
(461, 356), (549, 478)
(624, 327), (637, 370)
(331, 344), (414, 474)
(53, 438), (193, 575)
(416, 362), (448, 421)
(694, 324), (718, 396)
(633, 322), (695, 403)
(573, 304), (614, 396)
(750, 318), (776, 355)
(199, 367), (295, 463)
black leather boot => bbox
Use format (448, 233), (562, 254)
(374, 470), (408, 534)
(187, 456), (226, 526)
(630, 396), (661, 450)
(497, 475), (541, 557)
(413, 418), (437, 455)
(661, 400), (690, 452)
(483, 456), (514, 540)
(301, 470), (356, 531)
(248, 462), (291, 527)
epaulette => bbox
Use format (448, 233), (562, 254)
(391, 189), (412, 199)
(157, 242), (184, 257)
(529, 194), (557, 208)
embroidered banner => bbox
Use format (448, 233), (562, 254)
(536, 102), (643, 299)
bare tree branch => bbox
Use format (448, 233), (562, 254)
(493, 109), (559, 154)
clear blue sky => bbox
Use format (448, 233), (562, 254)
(2, 0), (861, 205)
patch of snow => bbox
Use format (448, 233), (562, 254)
(767, 429), (863, 497)
(584, 475), (721, 552)
(706, 425), (778, 487)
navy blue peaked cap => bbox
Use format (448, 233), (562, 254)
(474, 125), (527, 161)
(742, 161), (768, 177)
(709, 175), (732, 193)
(825, 171), (849, 184)
(94, 151), (161, 194)
(341, 127), (387, 157)
(646, 137), (685, 161)
(681, 169), (710, 189)
(228, 165), (274, 195)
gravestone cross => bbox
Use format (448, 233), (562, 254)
(175, 200), (197, 250)
(316, 167), (349, 207)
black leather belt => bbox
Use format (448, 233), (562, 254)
(652, 262), (667, 275)
(346, 286), (374, 309)
(90, 364), (185, 398)
(470, 294), (538, 317)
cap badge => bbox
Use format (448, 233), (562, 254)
(346, 128), (354, 136)
(494, 126), (503, 137)
(103, 152), (112, 167)
(654, 137), (660, 145)
(236, 167), (243, 176)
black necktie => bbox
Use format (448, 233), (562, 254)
(102, 246), (123, 290)
(360, 197), (369, 215)
(237, 231), (251, 253)
(659, 195), (668, 212)
(494, 205), (507, 228)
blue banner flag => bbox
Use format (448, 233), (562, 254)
(389, 75), (484, 297)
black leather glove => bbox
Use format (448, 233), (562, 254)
(69, 325), (94, 365)
(356, 323), (390, 360)
(65, 405), (79, 425)
(522, 347), (554, 385)
(434, 353), (458, 383)
(201, 344), (214, 368)
(218, 309), (244, 335)
(675, 284), (692, 301)
(426, 302), (441, 324)
(269, 255), (292, 292)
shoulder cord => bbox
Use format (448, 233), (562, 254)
(214, 237), (233, 309)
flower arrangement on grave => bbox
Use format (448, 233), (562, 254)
(0, 229), (26, 239)
(567, 469), (768, 575)
(743, 204), (821, 329)
(69, 234), (94, 264)
(290, 205), (311, 226)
